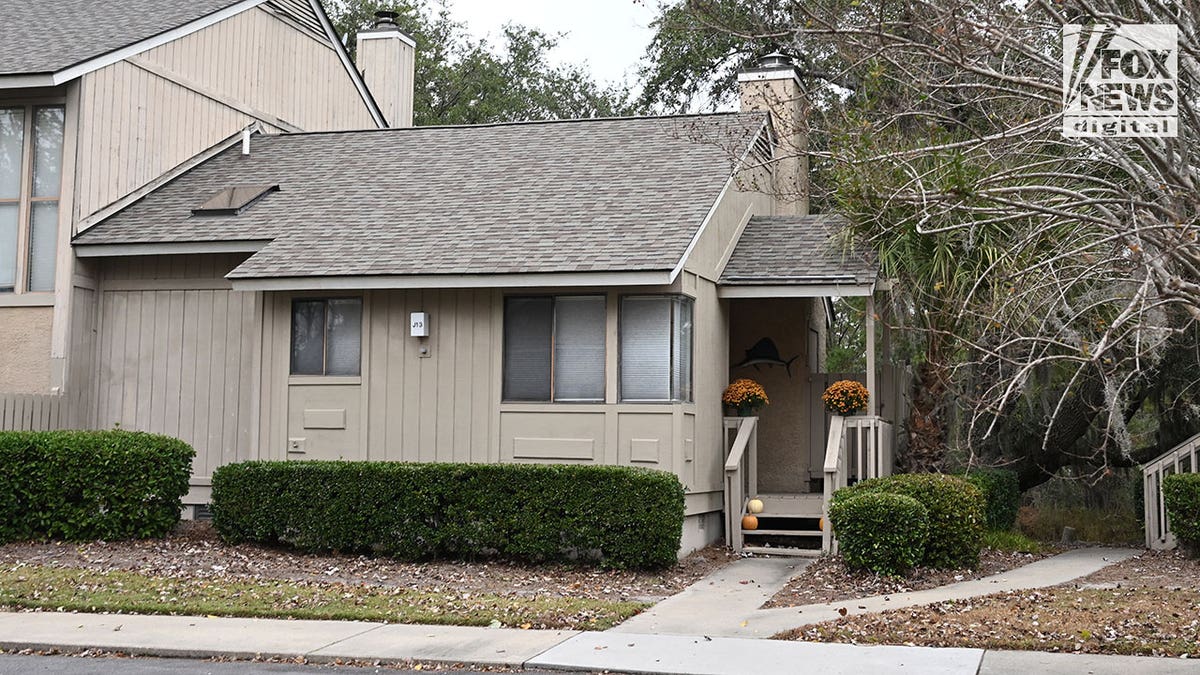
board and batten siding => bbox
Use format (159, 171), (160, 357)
(93, 255), (261, 499)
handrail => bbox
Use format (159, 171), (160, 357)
(725, 417), (758, 471)
(1144, 431), (1200, 549)
(823, 415), (846, 474)
(823, 414), (893, 554)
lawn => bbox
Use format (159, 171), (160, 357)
(0, 563), (647, 630)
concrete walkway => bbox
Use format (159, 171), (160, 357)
(0, 546), (1178, 674)
(611, 547), (1139, 639)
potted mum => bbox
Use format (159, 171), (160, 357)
(822, 380), (869, 416)
(723, 378), (769, 417)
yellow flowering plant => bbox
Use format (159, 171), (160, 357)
(822, 380), (869, 415)
(723, 378), (769, 416)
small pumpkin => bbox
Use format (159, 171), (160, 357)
(818, 517), (825, 531)
(747, 498), (764, 514)
(741, 514), (759, 530)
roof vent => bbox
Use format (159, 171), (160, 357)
(372, 10), (399, 28)
(192, 184), (279, 216)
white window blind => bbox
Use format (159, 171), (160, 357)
(326, 298), (362, 376)
(620, 297), (672, 400)
(673, 298), (694, 402)
(553, 296), (606, 401)
(503, 297), (553, 400)
(0, 108), (22, 293)
(26, 107), (62, 292)
(27, 202), (57, 292)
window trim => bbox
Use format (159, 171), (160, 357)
(289, 296), (363, 377)
(501, 293), (607, 403)
(618, 294), (695, 403)
(0, 100), (64, 295)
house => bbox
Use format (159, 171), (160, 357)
(0, 3), (896, 555)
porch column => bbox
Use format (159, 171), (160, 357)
(866, 293), (876, 416)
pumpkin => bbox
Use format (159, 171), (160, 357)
(741, 514), (759, 530)
(818, 517), (825, 531)
(747, 498), (764, 514)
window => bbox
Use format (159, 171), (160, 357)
(290, 298), (363, 376)
(0, 105), (64, 293)
(503, 295), (605, 402)
(620, 296), (693, 402)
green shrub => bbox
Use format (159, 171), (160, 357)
(963, 468), (1021, 531)
(0, 430), (193, 542)
(834, 473), (985, 569)
(1163, 473), (1200, 557)
(829, 492), (928, 576)
(212, 461), (685, 569)
(981, 528), (1041, 554)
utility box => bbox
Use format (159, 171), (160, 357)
(410, 312), (429, 337)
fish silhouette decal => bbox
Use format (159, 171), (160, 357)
(734, 337), (799, 377)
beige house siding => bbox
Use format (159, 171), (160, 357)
(0, 307), (54, 393)
(682, 172), (775, 281)
(92, 255), (261, 501)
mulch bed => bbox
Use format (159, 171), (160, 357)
(763, 548), (1054, 608)
(0, 521), (736, 604)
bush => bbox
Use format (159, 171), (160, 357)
(829, 492), (928, 576)
(0, 430), (193, 542)
(1163, 473), (1200, 557)
(963, 468), (1021, 531)
(981, 528), (1041, 554)
(834, 473), (985, 569)
(212, 461), (685, 569)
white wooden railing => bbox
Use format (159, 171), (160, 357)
(1144, 432), (1200, 550)
(0, 392), (76, 431)
(723, 416), (758, 553)
(822, 414), (894, 553)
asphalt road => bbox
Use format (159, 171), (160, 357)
(0, 654), (566, 674)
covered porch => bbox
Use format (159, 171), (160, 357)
(716, 214), (901, 555)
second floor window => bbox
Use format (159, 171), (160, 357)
(0, 105), (64, 294)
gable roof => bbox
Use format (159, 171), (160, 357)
(719, 214), (877, 294)
(74, 113), (769, 288)
(0, 0), (385, 126)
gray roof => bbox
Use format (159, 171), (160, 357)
(719, 215), (877, 286)
(76, 113), (768, 280)
(1, 0), (245, 76)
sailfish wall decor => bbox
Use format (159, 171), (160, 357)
(734, 337), (799, 377)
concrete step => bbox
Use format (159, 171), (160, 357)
(743, 529), (822, 537)
(742, 545), (822, 558)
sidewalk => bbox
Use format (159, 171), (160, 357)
(0, 546), (1184, 674)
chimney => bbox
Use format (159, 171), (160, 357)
(356, 11), (416, 128)
(738, 53), (809, 216)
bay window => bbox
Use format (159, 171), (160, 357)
(0, 104), (64, 294)
(620, 295), (693, 402)
(503, 295), (606, 402)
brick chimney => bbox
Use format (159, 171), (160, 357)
(738, 53), (809, 216)
(356, 11), (416, 128)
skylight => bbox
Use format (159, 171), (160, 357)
(192, 184), (279, 216)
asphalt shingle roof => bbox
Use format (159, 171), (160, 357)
(719, 214), (877, 285)
(1, 0), (246, 76)
(75, 113), (769, 280)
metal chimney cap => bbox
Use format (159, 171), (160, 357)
(755, 52), (795, 70)
(373, 10), (399, 27)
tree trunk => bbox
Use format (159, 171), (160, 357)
(903, 358), (949, 472)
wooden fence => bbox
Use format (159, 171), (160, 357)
(0, 392), (80, 431)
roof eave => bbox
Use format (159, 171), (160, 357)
(228, 270), (677, 292)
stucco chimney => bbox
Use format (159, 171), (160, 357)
(738, 53), (809, 216)
(356, 11), (416, 128)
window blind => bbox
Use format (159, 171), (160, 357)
(326, 298), (362, 376)
(672, 298), (694, 402)
(290, 300), (326, 375)
(503, 297), (553, 400)
(620, 297), (672, 400)
(553, 296), (605, 401)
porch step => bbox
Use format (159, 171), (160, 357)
(755, 493), (824, 517)
(742, 545), (822, 558)
(743, 528), (822, 537)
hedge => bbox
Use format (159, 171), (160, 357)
(0, 430), (194, 542)
(963, 468), (1021, 531)
(211, 461), (685, 569)
(829, 492), (928, 576)
(833, 473), (985, 569)
(1163, 473), (1200, 557)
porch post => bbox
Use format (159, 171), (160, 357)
(866, 293), (877, 417)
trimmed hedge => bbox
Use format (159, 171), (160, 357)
(829, 492), (928, 576)
(211, 461), (685, 569)
(834, 473), (985, 569)
(0, 430), (194, 542)
(963, 468), (1021, 531)
(1163, 473), (1200, 557)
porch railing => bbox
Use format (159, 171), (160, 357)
(822, 414), (894, 553)
(1144, 432), (1200, 550)
(723, 416), (758, 553)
